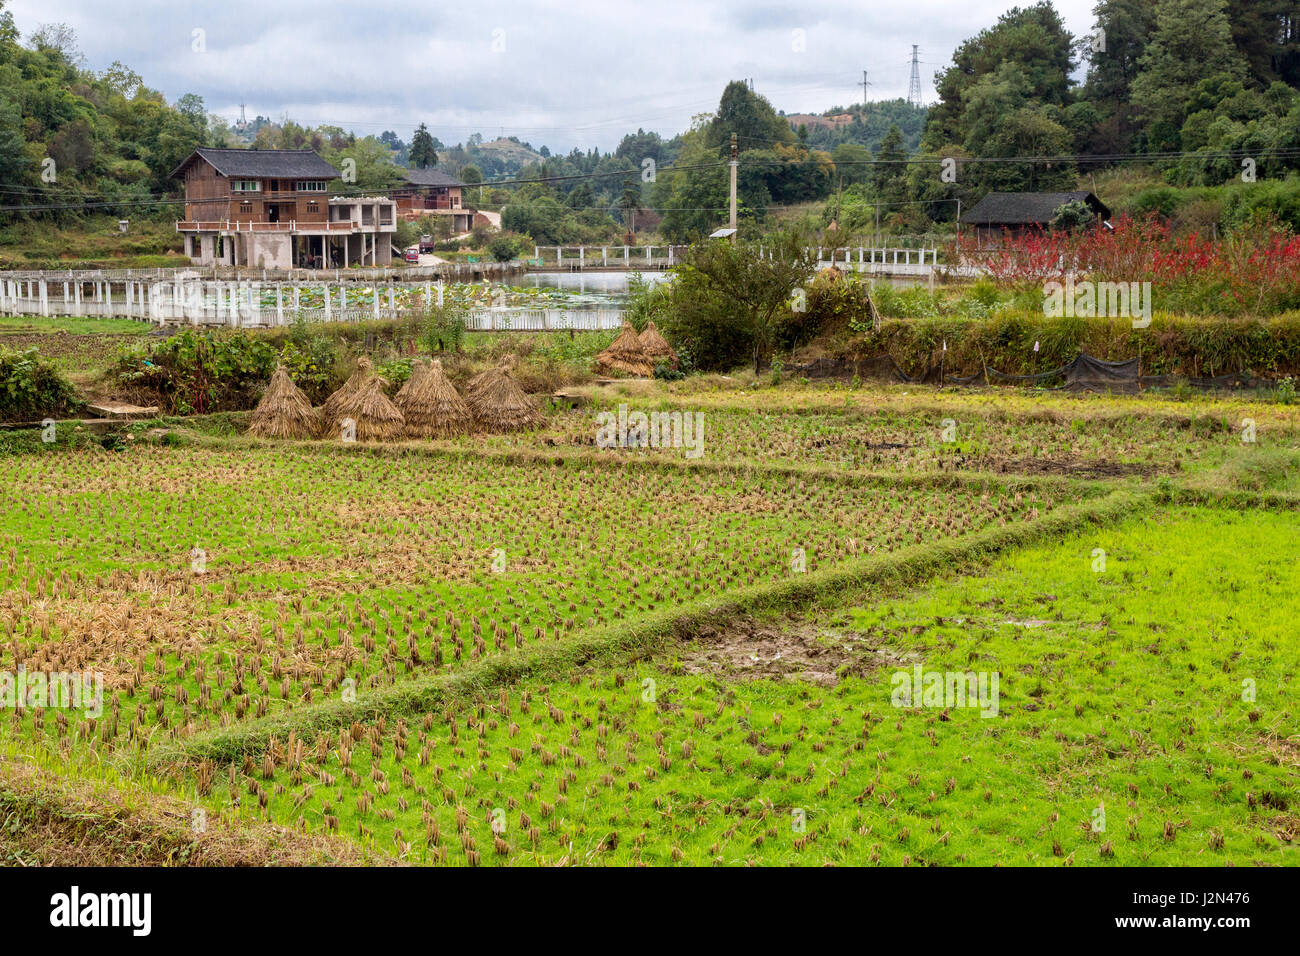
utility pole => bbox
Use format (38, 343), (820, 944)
(728, 133), (738, 241)
(861, 70), (871, 107)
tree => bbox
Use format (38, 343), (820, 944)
(1130, 0), (1246, 150)
(409, 123), (438, 168)
(707, 80), (795, 155)
(617, 179), (642, 232)
(1227, 0), (1300, 88)
(667, 231), (816, 375)
(29, 22), (82, 66)
(872, 125), (908, 206)
(459, 163), (483, 185)
(926, 2), (1075, 149)
(831, 142), (872, 187)
(1079, 0), (1158, 151)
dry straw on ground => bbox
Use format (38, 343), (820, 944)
(467, 359), (540, 432)
(597, 321), (655, 377)
(324, 376), (405, 441)
(638, 321), (678, 369)
(395, 357), (472, 438)
(248, 365), (321, 440)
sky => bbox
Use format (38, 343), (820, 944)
(10, 0), (1101, 153)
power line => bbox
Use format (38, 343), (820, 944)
(4, 146), (1299, 214)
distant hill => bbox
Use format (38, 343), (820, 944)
(441, 137), (546, 178)
(784, 100), (927, 154)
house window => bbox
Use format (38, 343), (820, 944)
(296, 181), (326, 192)
(231, 179), (262, 192)
(307, 201), (319, 212)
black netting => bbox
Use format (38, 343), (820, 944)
(786, 352), (1272, 392)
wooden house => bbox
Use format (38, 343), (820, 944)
(958, 191), (1112, 244)
(171, 148), (398, 269)
(392, 168), (476, 232)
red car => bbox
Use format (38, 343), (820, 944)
(404, 247), (420, 263)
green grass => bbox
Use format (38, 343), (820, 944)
(0, 315), (151, 336)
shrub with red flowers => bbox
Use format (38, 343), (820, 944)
(953, 214), (1300, 317)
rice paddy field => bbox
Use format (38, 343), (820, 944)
(0, 372), (1297, 868)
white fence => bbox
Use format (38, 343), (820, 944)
(533, 244), (950, 276)
(0, 276), (624, 329)
(813, 247), (940, 276)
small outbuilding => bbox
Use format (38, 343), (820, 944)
(959, 191), (1111, 244)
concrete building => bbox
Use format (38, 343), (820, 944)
(172, 148), (397, 268)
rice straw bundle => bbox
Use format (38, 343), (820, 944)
(324, 376), (405, 441)
(637, 321), (678, 369)
(248, 365), (321, 439)
(597, 321), (654, 377)
(467, 360), (540, 432)
(319, 356), (374, 428)
(396, 357), (472, 438)
(465, 353), (517, 405)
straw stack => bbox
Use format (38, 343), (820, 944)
(637, 321), (678, 369)
(319, 356), (375, 429)
(465, 353), (517, 405)
(324, 376), (405, 441)
(395, 357), (472, 438)
(248, 365), (321, 439)
(597, 321), (655, 377)
(467, 360), (540, 432)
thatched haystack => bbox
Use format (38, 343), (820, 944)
(467, 360), (540, 432)
(324, 376), (405, 441)
(465, 353), (516, 405)
(396, 358), (472, 438)
(597, 321), (655, 377)
(249, 365), (321, 440)
(638, 321), (678, 369)
(319, 356), (374, 428)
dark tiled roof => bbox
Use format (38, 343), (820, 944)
(959, 191), (1111, 225)
(170, 148), (339, 180)
(400, 167), (464, 188)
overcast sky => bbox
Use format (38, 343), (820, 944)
(10, 0), (1100, 153)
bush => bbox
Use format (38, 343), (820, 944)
(416, 300), (469, 353)
(783, 269), (874, 347)
(844, 311), (1300, 380)
(659, 232), (816, 372)
(274, 313), (343, 404)
(623, 274), (672, 333)
(112, 329), (278, 414)
(0, 348), (82, 421)
(487, 232), (529, 262)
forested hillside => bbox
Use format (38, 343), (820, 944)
(2, 0), (1299, 250)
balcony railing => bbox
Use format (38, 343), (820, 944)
(176, 220), (364, 233)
